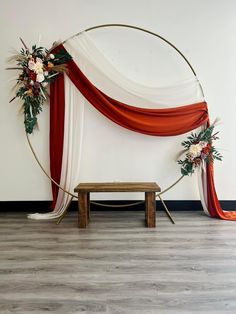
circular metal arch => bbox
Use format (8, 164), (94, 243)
(28, 24), (206, 221)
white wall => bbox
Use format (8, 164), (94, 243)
(0, 0), (235, 201)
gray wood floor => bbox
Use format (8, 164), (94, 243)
(0, 210), (236, 314)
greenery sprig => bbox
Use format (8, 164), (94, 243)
(7, 38), (72, 133)
(177, 124), (222, 176)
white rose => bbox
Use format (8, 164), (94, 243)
(188, 144), (202, 158)
(49, 53), (55, 59)
(28, 60), (35, 71)
(34, 58), (44, 74)
(44, 71), (48, 76)
(30, 80), (34, 86)
(36, 73), (45, 83)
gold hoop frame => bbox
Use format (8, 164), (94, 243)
(28, 24), (206, 222)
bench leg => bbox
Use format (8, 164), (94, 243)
(145, 192), (156, 228)
(78, 192), (88, 228)
(87, 192), (90, 221)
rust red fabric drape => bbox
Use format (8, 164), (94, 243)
(49, 73), (65, 209)
(50, 45), (236, 220)
(207, 156), (236, 219)
(66, 58), (209, 136)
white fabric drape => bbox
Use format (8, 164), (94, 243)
(29, 31), (208, 220)
(197, 165), (209, 216)
(66, 32), (204, 107)
(28, 76), (85, 219)
(51, 76), (85, 218)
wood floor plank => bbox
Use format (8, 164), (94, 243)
(0, 211), (236, 313)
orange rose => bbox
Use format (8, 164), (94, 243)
(47, 62), (54, 68)
(27, 89), (33, 96)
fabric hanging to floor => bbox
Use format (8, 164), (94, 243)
(29, 32), (236, 220)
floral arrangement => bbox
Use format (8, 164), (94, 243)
(177, 124), (222, 176)
(7, 38), (72, 133)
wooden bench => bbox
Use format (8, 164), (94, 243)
(74, 182), (161, 228)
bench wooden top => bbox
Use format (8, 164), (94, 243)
(74, 182), (161, 193)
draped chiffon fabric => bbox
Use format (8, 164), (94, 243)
(66, 58), (209, 136)
(49, 74), (65, 209)
(49, 44), (236, 221)
(66, 32), (204, 107)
